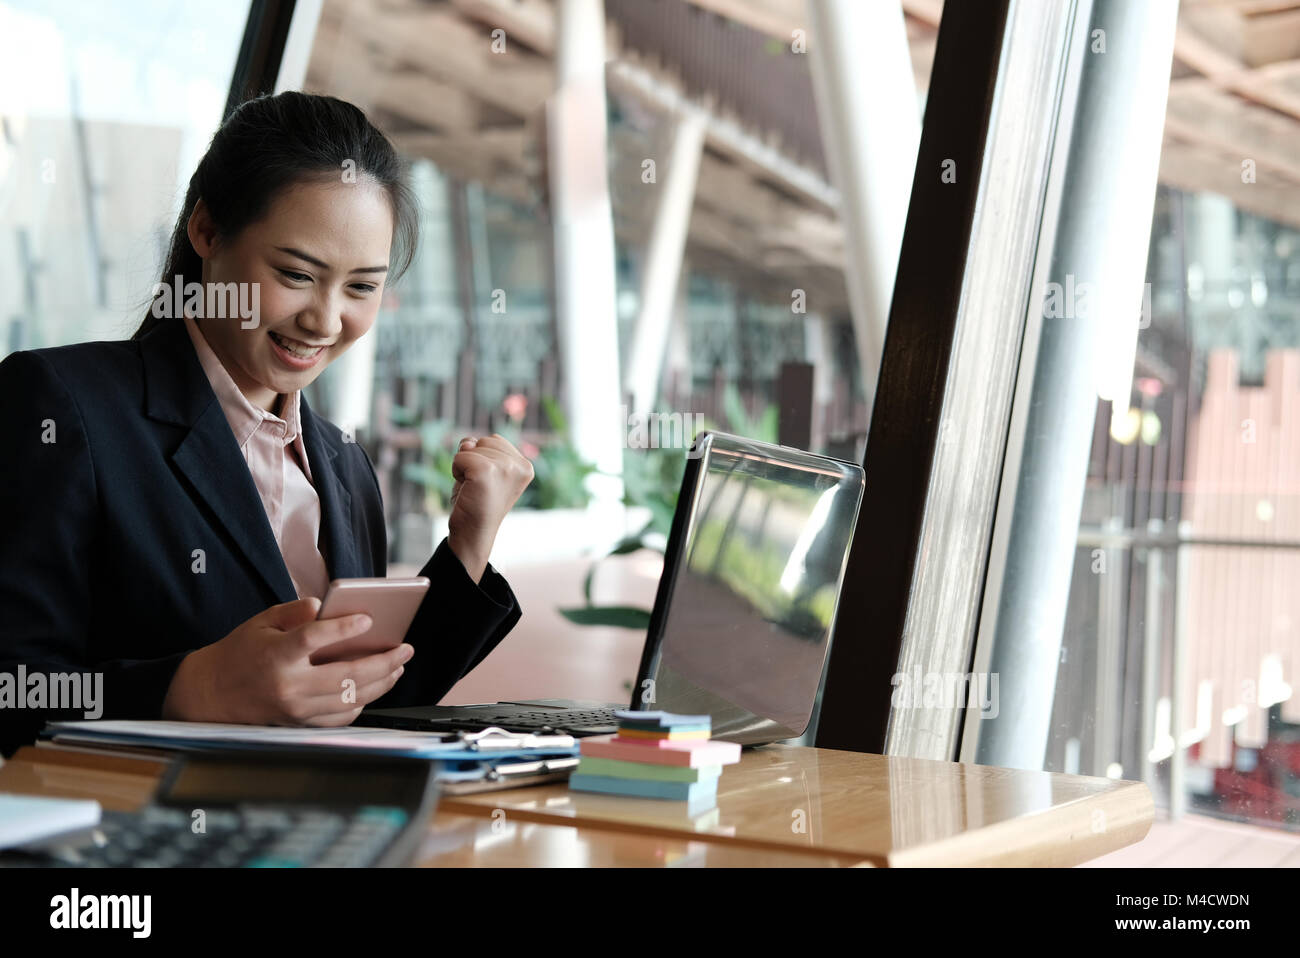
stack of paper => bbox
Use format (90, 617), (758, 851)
(568, 710), (740, 803)
(40, 721), (581, 792)
(0, 794), (101, 849)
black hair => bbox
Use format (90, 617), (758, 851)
(133, 91), (417, 339)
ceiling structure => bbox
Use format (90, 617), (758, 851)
(304, 0), (1300, 314)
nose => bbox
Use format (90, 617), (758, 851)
(295, 286), (345, 343)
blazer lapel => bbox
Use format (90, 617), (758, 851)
(139, 319), (299, 604)
(173, 404), (301, 603)
(299, 394), (362, 580)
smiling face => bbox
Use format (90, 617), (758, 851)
(186, 174), (395, 411)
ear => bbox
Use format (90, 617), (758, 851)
(186, 198), (219, 258)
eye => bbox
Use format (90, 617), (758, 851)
(350, 283), (378, 294)
(278, 269), (311, 283)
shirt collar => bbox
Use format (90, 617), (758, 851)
(182, 314), (301, 448)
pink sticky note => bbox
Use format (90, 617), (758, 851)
(580, 735), (741, 767)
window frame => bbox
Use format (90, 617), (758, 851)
(815, 0), (1094, 757)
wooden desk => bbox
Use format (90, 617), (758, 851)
(0, 747), (862, 867)
(439, 743), (1154, 867)
(0, 742), (1150, 866)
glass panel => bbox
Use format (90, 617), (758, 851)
(292, 0), (929, 721)
(0, 0), (251, 352)
(296, 0), (905, 564)
(1048, 192), (1300, 831)
(973, 2), (1300, 837)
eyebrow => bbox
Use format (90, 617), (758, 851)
(275, 246), (389, 274)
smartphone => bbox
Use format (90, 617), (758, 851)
(311, 576), (430, 664)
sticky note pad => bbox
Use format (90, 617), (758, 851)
(576, 756), (722, 783)
(617, 719), (711, 733)
(613, 710), (712, 728)
(568, 774), (719, 802)
(616, 727), (711, 741)
(581, 736), (741, 767)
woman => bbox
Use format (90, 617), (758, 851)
(0, 92), (534, 756)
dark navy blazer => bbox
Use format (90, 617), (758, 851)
(0, 317), (521, 755)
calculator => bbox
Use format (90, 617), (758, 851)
(0, 750), (439, 868)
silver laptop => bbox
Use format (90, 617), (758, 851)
(358, 430), (865, 746)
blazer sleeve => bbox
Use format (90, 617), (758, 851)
(355, 451), (522, 711)
(0, 351), (191, 757)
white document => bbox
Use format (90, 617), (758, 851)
(45, 719), (461, 752)
(0, 793), (101, 849)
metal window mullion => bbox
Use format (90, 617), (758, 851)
(815, 0), (1078, 755)
(224, 0), (298, 118)
(814, 0), (1013, 755)
(881, 0), (1087, 762)
(970, 0), (1181, 772)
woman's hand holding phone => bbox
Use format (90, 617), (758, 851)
(161, 597), (414, 726)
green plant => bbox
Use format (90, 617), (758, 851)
(721, 382), (779, 444)
(498, 396), (597, 510)
(555, 387), (779, 632)
(555, 399), (712, 629)
(556, 417), (687, 630)
(618, 439), (685, 538)
(555, 457), (667, 631)
(396, 409), (457, 515)
(400, 396), (599, 516)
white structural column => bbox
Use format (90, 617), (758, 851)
(273, 0), (324, 94)
(330, 162), (448, 440)
(329, 326), (379, 440)
(624, 109), (707, 415)
(548, 0), (625, 504)
(665, 257), (692, 388)
(803, 312), (833, 451)
(806, 0), (920, 412)
(977, 0), (1180, 773)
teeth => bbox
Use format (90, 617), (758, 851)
(270, 332), (323, 359)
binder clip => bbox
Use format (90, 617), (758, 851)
(456, 727), (576, 751)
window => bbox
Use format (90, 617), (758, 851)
(957, 1), (1300, 835)
(0, 0), (251, 352)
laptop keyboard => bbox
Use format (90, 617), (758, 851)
(487, 709), (619, 728)
(382, 708), (620, 735)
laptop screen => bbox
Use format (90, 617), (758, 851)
(636, 432), (865, 744)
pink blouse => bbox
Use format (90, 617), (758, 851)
(182, 316), (331, 600)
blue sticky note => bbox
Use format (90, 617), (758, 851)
(568, 773), (719, 802)
(613, 710), (712, 729)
